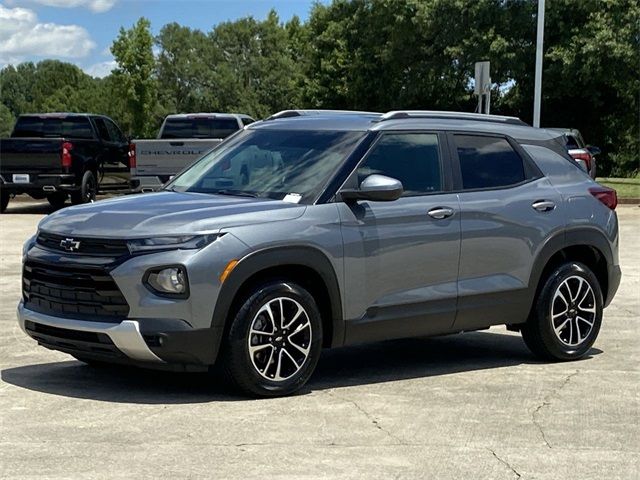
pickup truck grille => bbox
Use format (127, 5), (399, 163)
(23, 260), (129, 321)
(36, 231), (130, 257)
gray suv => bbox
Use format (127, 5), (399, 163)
(18, 110), (621, 397)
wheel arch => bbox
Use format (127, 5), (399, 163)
(211, 246), (344, 350)
(529, 227), (613, 315)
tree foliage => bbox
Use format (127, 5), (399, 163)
(1, 1), (637, 175)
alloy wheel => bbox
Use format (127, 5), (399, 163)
(248, 297), (312, 381)
(550, 275), (596, 347)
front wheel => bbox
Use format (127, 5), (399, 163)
(71, 170), (97, 205)
(221, 280), (323, 397)
(521, 262), (603, 361)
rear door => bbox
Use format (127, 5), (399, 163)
(338, 131), (461, 344)
(450, 133), (564, 330)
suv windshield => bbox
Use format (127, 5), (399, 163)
(160, 117), (240, 139)
(166, 129), (365, 203)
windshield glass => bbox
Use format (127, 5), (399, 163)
(160, 118), (240, 139)
(166, 129), (365, 203)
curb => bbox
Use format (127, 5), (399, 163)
(618, 198), (640, 205)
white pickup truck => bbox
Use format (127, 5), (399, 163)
(131, 113), (255, 192)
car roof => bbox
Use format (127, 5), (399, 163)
(250, 110), (564, 142)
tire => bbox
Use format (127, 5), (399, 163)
(71, 170), (97, 205)
(0, 189), (9, 213)
(47, 192), (68, 209)
(521, 262), (603, 361)
(221, 280), (323, 397)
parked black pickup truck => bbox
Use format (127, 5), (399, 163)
(0, 113), (131, 212)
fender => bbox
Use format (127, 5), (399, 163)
(211, 245), (344, 350)
(526, 226), (614, 312)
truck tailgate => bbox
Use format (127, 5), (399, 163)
(0, 138), (62, 174)
(134, 139), (222, 176)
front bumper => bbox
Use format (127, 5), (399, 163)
(18, 301), (163, 363)
(18, 301), (221, 369)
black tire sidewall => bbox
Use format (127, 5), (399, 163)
(531, 262), (603, 360)
(72, 170), (97, 204)
(0, 189), (9, 213)
(224, 281), (323, 397)
(47, 192), (68, 209)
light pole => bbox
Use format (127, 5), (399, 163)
(533, 0), (545, 128)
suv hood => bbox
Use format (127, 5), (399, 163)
(38, 191), (306, 238)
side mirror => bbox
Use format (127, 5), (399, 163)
(340, 174), (404, 202)
(587, 145), (601, 156)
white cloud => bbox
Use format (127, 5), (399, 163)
(0, 4), (95, 63)
(6, 0), (116, 13)
(84, 59), (115, 77)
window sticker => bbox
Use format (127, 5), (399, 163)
(282, 193), (302, 204)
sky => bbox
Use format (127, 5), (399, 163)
(0, 0), (321, 77)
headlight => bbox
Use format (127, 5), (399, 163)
(127, 234), (219, 253)
(144, 266), (188, 297)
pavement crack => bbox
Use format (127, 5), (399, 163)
(326, 391), (405, 445)
(531, 370), (579, 449)
(487, 448), (521, 478)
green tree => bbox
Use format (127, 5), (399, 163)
(156, 23), (211, 113)
(0, 103), (15, 137)
(111, 17), (158, 136)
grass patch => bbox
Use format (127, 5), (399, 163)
(596, 177), (640, 199)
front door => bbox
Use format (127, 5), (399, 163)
(338, 131), (461, 344)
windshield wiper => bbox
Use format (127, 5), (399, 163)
(213, 190), (258, 198)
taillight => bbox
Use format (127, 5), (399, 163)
(589, 186), (618, 210)
(128, 143), (137, 169)
(61, 142), (73, 169)
(570, 151), (592, 172)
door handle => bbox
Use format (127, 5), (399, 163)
(532, 200), (556, 212)
(427, 207), (455, 219)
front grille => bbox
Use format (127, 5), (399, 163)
(36, 231), (130, 257)
(23, 260), (129, 321)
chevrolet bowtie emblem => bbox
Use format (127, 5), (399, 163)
(60, 238), (81, 252)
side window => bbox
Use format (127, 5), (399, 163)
(454, 135), (525, 190)
(105, 119), (126, 143)
(356, 133), (443, 196)
(93, 118), (111, 142)
(242, 117), (255, 126)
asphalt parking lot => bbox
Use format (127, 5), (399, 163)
(1, 197), (638, 480)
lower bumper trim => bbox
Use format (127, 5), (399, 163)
(17, 302), (164, 363)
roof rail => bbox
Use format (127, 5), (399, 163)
(378, 110), (528, 126)
(266, 109), (381, 121)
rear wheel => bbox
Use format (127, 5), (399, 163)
(0, 188), (9, 213)
(71, 170), (97, 205)
(522, 262), (603, 361)
(47, 192), (68, 209)
(221, 280), (323, 397)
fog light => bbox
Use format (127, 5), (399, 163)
(146, 266), (188, 296)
